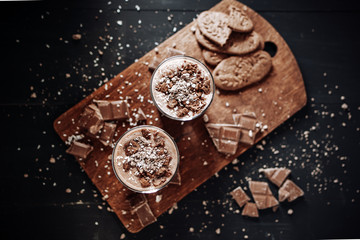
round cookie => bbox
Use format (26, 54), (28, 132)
(202, 49), (228, 66)
(195, 28), (260, 56)
(228, 5), (253, 33)
(197, 11), (232, 47)
(213, 51), (272, 91)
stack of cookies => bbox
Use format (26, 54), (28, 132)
(195, 6), (272, 91)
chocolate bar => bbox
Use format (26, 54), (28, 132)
(78, 104), (104, 135)
(99, 122), (117, 146)
(241, 202), (259, 218)
(278, 179), (304, 202)
(94, 100), (130, 121)
(260, 167), (291, 187)
(66, 141), (93, 159)
(169, 170), (181, 185)
(135, 202), (157, 227)
(230, 186), (250, 207)
(135, 107), (147, 124)
(248, 181), (278, 210)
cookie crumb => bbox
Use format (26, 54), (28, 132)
(72, 34), (82, 40)
(155, 195), (162, 203)
(49, 157), (56, 164)
(120, 233), (126, 239)
(65, 188), (72, 193)
(287, 209), (294, 215)
(189, 227), (194, 232)
(215, 228), (221, 235)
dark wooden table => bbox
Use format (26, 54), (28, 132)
(1, 0), (359, 239)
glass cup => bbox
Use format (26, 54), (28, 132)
(150, 55), (215, 121)
(112, 125), (180, 194)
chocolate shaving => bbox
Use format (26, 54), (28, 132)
(278, 179), (304, 202)
(260, 167), (291, 187)
(230, 186), (250, 207)
(248, 180), (279, 210)
(241, 202), (259, 218)
(66, 141), (93, 159)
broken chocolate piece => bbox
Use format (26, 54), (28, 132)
(94, 100), (130, 121)
(230, 186), (250, 208)
(135, 202), (157, 227)
(205, 123), (241, 155)
(148, 56), (162, 71)
(260, 167), (291, 187)
(169, 170), (181, 185)
(135, 107), (147, 124)
(278, 179), (304, 202)
(241, 202), (259, 218)
(238, 128), (257, 145)
(248, 181), (279, 210)
(234, 112), (257, 131)
(78, 104), (104, 135)
(166, 47), (185, 57)
(127, 193), (147, 213)
(66, 141), (93, 159)
(99, 122), (117, 146)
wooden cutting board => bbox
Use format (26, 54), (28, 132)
(53, 0), (306, 233)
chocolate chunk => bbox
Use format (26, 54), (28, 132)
(205, 123), (241, 155)
(148, 56), (162, 71)
(233, 112), (257, 131)
(241, 202), (259, 218)
(124, 140), (140, 156)
(135, 107), (147, 124)
(169, 170), (181, 185)
(214, 139), (239, 155)
(66, 141), (93, 159)
(141, 129), (151, 139)
(99, 122), (117, 146)
(127, 193), (147, 213)
(248, 181), (278, 210)
(78, 104), (104, 135)
(140, 177), (151, 187)
(278, 179), (304, 202)
(260, 167), (291, 187)
(230, 186), (250, 207)
(238, 128), (257, 145)
(94, 100), (130, 121)
(135, 202), (157, 227)
(166, 47), (185, 57)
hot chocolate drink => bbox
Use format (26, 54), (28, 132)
(150, 56), (214, 121)
(112, 126), (179, 193)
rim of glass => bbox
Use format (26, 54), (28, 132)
(150, 55), (215, 121)
(111, 125), (180, 194)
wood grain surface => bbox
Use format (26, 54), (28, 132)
(53, 0), (306, 233)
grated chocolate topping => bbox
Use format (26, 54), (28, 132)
(155, 60), (211, 117)
(120, 129), (172, 187)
